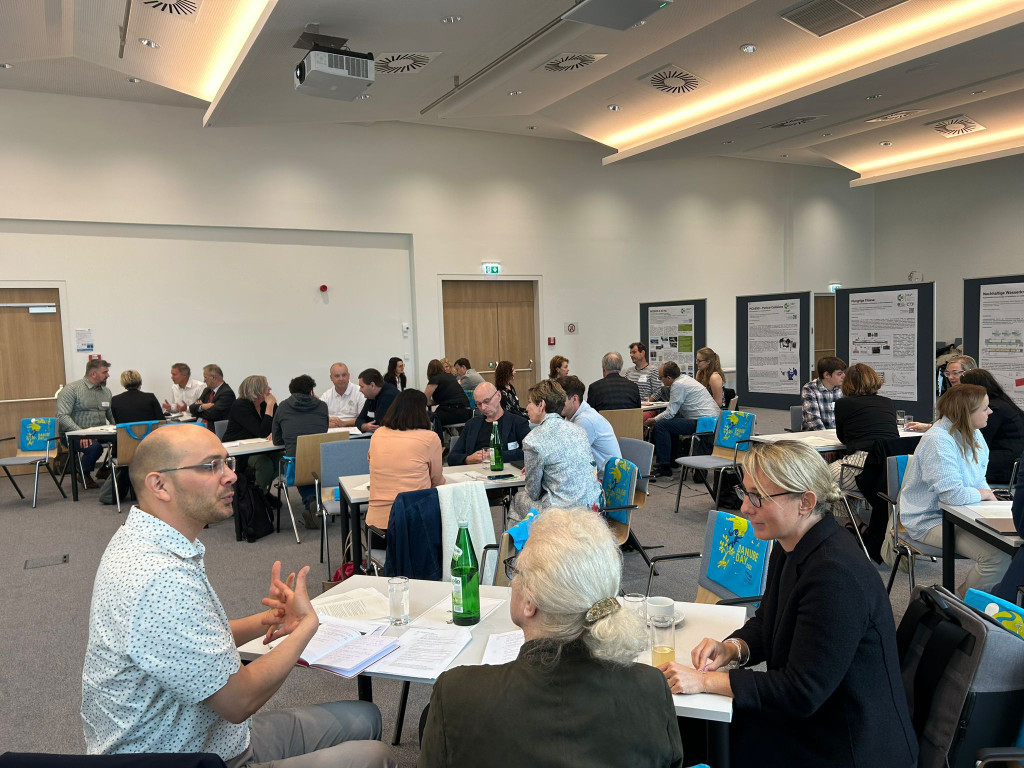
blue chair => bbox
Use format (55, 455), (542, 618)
(600, 457), (659, 571)
(673, 411), (756, 513)
(312, 438), (371, 576)
(1, 418), (65, 508)
(111, 420), (164, 512)
(646, 509), (772, 618)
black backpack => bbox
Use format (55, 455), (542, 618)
(235, 472), (275, 543)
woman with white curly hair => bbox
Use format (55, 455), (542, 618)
(418, 507), (683, 768)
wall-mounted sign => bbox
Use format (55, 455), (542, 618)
(481, 262), (501, 275)
(564, 322), (578, 335)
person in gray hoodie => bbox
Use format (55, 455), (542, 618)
(272, 373), (329, 526)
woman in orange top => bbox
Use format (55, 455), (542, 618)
(366, 389), (446, 529)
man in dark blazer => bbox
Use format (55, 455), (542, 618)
(586, 352), (641, 412)
(355, 368), (399, 432)
(448, 382), (531, 466)
(188, 363), (236, 430)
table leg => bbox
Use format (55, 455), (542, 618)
(942, 512), (955, 591)
(707, 721), (730, 768)
(348, 498), (363, 572)
(357, 674), (373, 702)
(70, 436), (80, 502)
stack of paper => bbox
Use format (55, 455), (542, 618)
(481, 630), (525, 665)
(315, 587), (390, 624)
(367, 627), (473, 680)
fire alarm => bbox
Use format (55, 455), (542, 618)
(319, 284), (328, 293)
(547, 337), (556, 346)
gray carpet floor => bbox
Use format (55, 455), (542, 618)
(1, 406), (970, 765)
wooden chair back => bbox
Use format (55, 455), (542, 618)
(493, 531), (518, 588)
(600, 408), (643, 441)
(294, 431), (349, 486)
(116, 421), (166, 466)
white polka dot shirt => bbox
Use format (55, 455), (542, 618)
(81, 507), (250, 759)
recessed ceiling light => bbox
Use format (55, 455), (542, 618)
(879, 141), (893, 147)
(780, 154), (789, 158)
(441, 15), (461, 23)
(127, 77), (141, 83)
(722, 140), (734, 144)
(0, 63), (12, 69)
(631, 20), (646, 28)
(608, 104), (621, 111)
(739, 44), (757, 54)
(138, 37), (159, 48)
(821, 132), (833, 137)
(528, 126), (536, 130)
(508, 90), (522, 96)
(971, 90), (987, 95)
(865, 93), (882, 100)
(357, 93), (371, 99)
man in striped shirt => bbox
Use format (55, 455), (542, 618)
(57, 358), (114, 489)
(624, 342), (661, 400)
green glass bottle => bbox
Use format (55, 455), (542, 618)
(489, 421), (504, 471)
(451, 522), (480, 626)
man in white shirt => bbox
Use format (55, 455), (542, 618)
(560, 375), (620, 479)
(81, 425), (394, 767)
(162, 362), (205, 413)
(320, 362), (366, 428)
(652, 361), (721, 476)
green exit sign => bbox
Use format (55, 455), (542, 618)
(482, 262), (501, 275)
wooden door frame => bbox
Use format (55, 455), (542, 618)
(436, 273), (544, 381)
(0, 280), (72, 385)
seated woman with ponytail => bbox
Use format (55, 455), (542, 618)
(418, 507), (683, 768)
(660, 441), (917, 768)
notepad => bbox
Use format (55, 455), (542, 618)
(272, 617), (398, 678)
(481, 630), (525, 665)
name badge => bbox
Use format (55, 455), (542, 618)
(101, 402), (110, 408)
(507, 441), (519, 450)
(367, 411), (375, 418)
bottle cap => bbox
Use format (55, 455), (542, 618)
(457, 520), (469, 528)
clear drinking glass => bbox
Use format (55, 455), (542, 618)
(650, 615), (676, 667)
(905, 414), (914, 430)
(388, 576), (410, 626)
(896, 410), (906, 429)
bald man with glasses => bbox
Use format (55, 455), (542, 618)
(448, 382), (531, 466)
(81, 425), (394, 768)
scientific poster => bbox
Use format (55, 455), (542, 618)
(848, 289), (918, 401)
(979, 282), (1024, 409)
(747, 300), (801, 394)
(648, 304), (695, 375)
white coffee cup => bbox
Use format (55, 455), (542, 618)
(646, 596), (674, 620)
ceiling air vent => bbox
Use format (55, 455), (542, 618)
(543, 53), (606, 72)
(761, 115), (826, 129)
(142, 0), (201, 15)
(375, 52), (437, 74)
(638, 65), (705, 95)
(928, 114), (986, 138)
(865, 109), (924, 123)
(781, 0), (908, 37)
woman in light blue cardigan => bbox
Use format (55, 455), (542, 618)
(897, 383), (1011, 593)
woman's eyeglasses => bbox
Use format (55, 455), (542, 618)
(733, 487), (799, 508)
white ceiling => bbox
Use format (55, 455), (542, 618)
(3, 0), (1024, 185)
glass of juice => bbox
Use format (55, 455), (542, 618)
(650, 615), (675, 666)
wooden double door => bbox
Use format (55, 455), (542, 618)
(441, 280), (538, 393)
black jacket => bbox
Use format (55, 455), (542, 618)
(834, 393), (899, 453)
(980, 397), (1024, 484)
(188, 383), (236, 430)
(587, 373), (641, 411)
(447, 412), (531, 465)
(356, 381), (399, 430)
(727, 515), (917, 768)
(271, 394), (328, 457)
(222, 399), (273, 442)
(419, 640), (683, 768)
(110, 389), (163, 424)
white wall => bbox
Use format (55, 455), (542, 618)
(0, 89), (876, 390)
(873, 155), (1024, 345)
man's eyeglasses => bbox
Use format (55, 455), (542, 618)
(733, 487), (799, 508)
(157, 456), (237, 476)
(475, 391), (500, 409)
(503, 554), (520, 580)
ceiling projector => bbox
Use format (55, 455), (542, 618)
(294, 48), (374, 101)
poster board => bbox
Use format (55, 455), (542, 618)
(639, 299), (706, 377)
(964, 274), (1024, 409)
(836, 282), (935, 419)
(735, 292), (812, 409)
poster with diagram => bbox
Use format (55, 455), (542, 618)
(979, 281), (1024, 409)
(746, 299), (801, 395)
(848, 289), (918, 402)
(647, 304), (695, 375)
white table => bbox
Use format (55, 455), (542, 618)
(339, 464), (526, 569)
(751, 428), (921, 454)
(237, 575), (745, 723)
(222, 437), (283, 457)
(643, 401), (669, 412)
(939, 501), (1022, 590)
